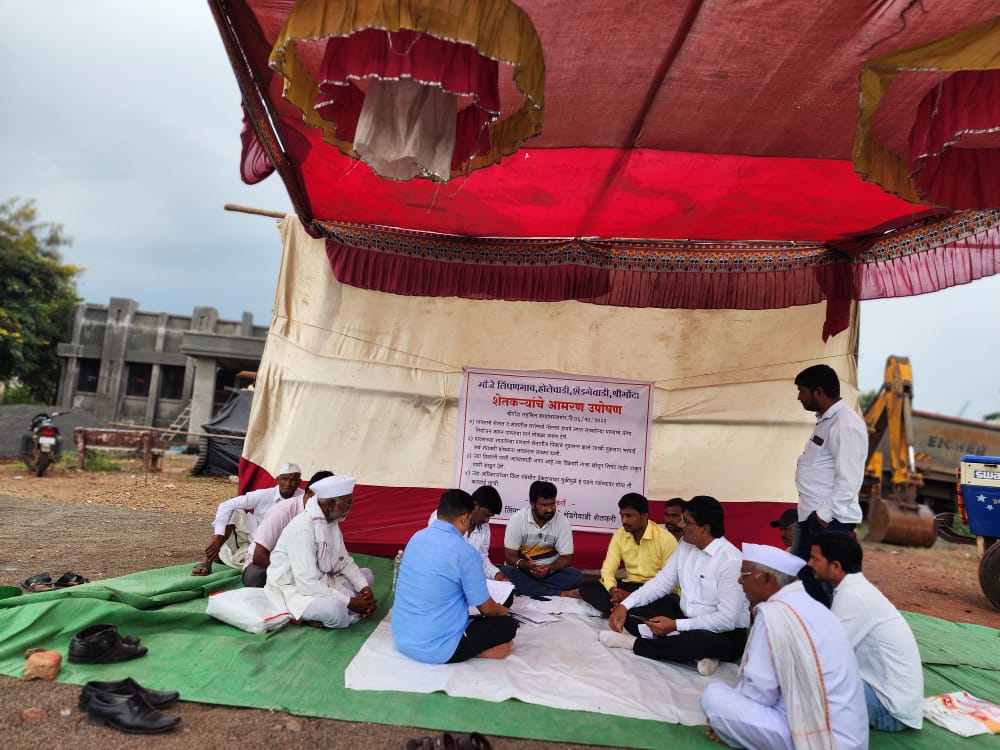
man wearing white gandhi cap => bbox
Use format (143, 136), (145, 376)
(700, 543), (868, 750)
(265, 475), (377, 628)
(192, 462), (304, 576)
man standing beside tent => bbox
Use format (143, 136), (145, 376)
(792, 364), (867, 604)
(265, 475), (376, 628)
(192, 462), (303, 576)
(501, 480), (583, 597)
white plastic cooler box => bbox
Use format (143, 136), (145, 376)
(960, 455), (1000, 538)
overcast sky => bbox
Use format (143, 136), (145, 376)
(3, 2), (999, 421)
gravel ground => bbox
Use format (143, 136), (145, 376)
(0, 451), (995, 749)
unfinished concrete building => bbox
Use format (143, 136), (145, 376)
(55, 297), (266, 443)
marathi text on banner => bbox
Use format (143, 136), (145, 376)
(454, 368), (654, 531)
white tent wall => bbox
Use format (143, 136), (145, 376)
(243, 217), (859, 509)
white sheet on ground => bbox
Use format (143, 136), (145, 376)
(344, 605), (739, 725)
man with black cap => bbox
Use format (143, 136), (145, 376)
(192, 461), (303, 576)
(265, 475), (376, 628)
(769, 507), (797, 550)
(700, 543), (867, 750)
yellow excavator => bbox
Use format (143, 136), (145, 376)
(861, 355), (938, 546)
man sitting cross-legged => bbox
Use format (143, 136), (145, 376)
(602, 495), (749, 677)
(579, 492), (677, 616)
(241, 470), (333, 587)
(192, 461), (303, 576)
(265, 475), (376, 629)
(809, 532), (923, 732)
(500, 480), (583, 597)
(700, 543), (867, 750)
(393, 489), (517, 663)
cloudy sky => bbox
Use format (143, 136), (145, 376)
(3, 2), (999, 421)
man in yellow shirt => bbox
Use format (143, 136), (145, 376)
(579, 493), (678, 616)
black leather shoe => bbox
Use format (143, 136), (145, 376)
(85, 691), (180, 734)
(79, 677), (179, 711)
(68, 624), (147, 664)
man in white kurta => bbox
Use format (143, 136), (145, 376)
(265, 475), (376, 628)
(192, 462), (304, 575)
(700, 544), (868, 750)
(808, 533), (923, 731)
(428, 485), (508, 582)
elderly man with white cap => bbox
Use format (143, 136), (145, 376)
(700, 543), (868, 750)
(192, 462), (304, 576)
(265, 475), (376, 628)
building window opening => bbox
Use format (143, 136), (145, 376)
(125, 362), (152, 397)
(160, 365), (185, 400)
(76, 358), (101, 393)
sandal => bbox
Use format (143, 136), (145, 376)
(21, 573), (55, 593)
(455, 734), (492, 750)
(53, 571), (89, 588)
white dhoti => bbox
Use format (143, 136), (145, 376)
(702, 682), (795, 750)
(299, 568), (375, 629)
(218, 509), (253, 569)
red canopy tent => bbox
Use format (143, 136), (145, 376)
(209, 0), (1000, 563)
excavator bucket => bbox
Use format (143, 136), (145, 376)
(865, 496), (937, 547)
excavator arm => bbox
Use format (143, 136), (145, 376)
(863, 355), (922, 502)
(861, 355), (935, 546)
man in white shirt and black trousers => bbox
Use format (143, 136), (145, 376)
(792, 364), (867, 605)
(600, 495), (750, 677)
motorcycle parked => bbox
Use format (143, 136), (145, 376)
(20, 411), (68, 477)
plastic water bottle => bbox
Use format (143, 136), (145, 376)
(392, 549), (404, 591)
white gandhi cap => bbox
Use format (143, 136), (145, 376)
(276, 462), (302, 476)
(311, 475), (356, 499)
(741, 543), (805, 577)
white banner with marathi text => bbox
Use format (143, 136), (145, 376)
(454, 368), (654, 531)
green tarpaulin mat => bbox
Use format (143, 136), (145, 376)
(0, 558), (996, 749)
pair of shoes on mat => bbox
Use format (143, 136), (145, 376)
(80, 678), (180, 734)
(68, 624), (147, 664)
(404, 732), (491, 750)
(21, 571), (89, 592)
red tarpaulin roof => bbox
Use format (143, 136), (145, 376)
(211, 0), (1000, 331)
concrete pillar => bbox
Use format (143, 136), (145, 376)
(56, 304), (86, 409)
(144, 312), (169, 426)
(189, 356), (217, 439)
(93, 298), (139, 422)
(240, 312), (254, 337)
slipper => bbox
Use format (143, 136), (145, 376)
(21, 573), (54, 593)
(191, 563), (212, 576)
(53, 571), (89, 588)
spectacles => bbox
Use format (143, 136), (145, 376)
(739, 570), (765, 580)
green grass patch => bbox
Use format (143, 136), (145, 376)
(60, 450), (123, 472)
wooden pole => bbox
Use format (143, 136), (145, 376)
(106, 422), (245, 440)
(224, 203), (287, 220)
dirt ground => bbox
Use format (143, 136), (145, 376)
(0, 454), (996, 749)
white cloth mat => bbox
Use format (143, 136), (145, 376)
(344, 604), (739, 725)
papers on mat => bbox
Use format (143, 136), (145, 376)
(345, 608), (739, 725)
(509, 601), (560, 624)
(924, 691), (1000, 736)
(467, 579), (515, 615)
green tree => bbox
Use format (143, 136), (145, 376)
(0, 198), (81, 403)
(858, 388), (877, 413)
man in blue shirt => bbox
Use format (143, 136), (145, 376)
(392, 489), (517, 664)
